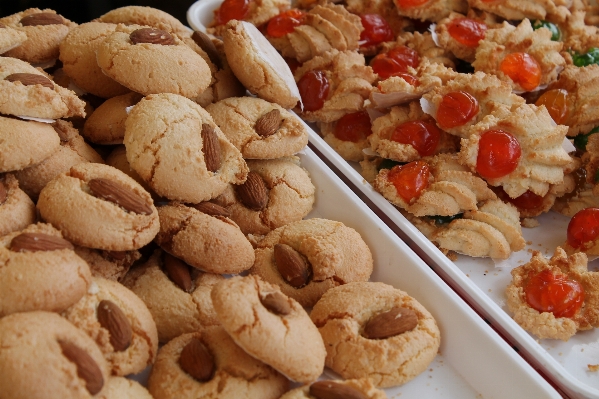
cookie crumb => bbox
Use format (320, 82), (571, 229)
(521, 218), (540, 228)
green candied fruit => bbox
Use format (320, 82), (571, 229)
(571, 48), (599, 67)
(573, 126), (599, 151)
(377, 158), (402, 171)
(428, 213), (463, 225)
(532, 20), (561, 41)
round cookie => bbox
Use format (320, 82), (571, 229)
(0, 56), (86, 119)
(124, 93), (248, 203)
(74, 246), (141, 282)
(14, 120), (103, 200)
(279, 379), (387, 399)
(96, 6), (190, 36)
(0, 222), (92, 318)
(0, 173), (36, 236)
(213, 157), (315, 235)
(97, 377), (153, 399)
(223, 20), (301, 109)
(211, 275), (326, 384)
(0, 24), (27, 54)
(0, 311), (110, 399)
(250, 218), (374, 307)
(121, 249), (223, 343)
(154, 202), (255, 274)
(310, 281), (441, 388)
(147, 327), (290, 399)
(96, 24), (211, 98)
(37, 163), (159, 251)
(62, 276), (159, 376)
(0, 8), (77, 65)
(59, 22), (130, 99)
(206, 97), (309, 159)
(105, 145), (159, 201)
(83, 93), (143, 144)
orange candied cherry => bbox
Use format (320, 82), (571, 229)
(333, 111), (372, 142)
(447, 18), (487, 48)
(360, 14), (394, 47)
(436, 91), (479, 129)
(499, 52), (541, 91)
(266, 9), (305, 38)
(535, 89), (569, 125)
(387, 160), (431, 202)
(390, 120), (441, 156)
(567, 208), (599, 250)
(214, 0), (250, 25)
(476, 129), (521, 179)
(298, 70), (330, 112)
(525, 269), (584, 318)
(371, 45), (419, 80)
(395, 0), (430, 7)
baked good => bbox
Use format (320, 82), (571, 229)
(83, 93), (143, 145)
(104, 145), (158, 200)
(0, 24), (27, 54)
(74, 246), (141, 282)
(96, 6), (190, 36)
(208, 0), (291, 36)
(0, 173), (36, 236)
(279, 379), (387, 399)
(393, 0), (468, 22)
(97, 377), (153, 399)
(467, 0), (570, 22)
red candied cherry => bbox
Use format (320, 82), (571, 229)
(436, 91), (479, 129)
(535, 89), (569, 125)
(333, 111), (372, 142)
(371, 45), (419, 79)
(499, 52), (542, 91)
(567, 207), (599, 249)
(525, 269), (584, 318)
(387, 160), (430, 202)
(214, 0), (250, 25)
(390, 120), (441, 156)
(447, 18), (487, 47)
(298, 70), (330, 112)
(476, 129), (521, 179)
(266, 9), (305, 38)
(507, 190), (545, 210)
(360, 14), (394, 46)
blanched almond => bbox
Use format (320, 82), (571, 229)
(362, 306), (418, 339)
(10, 232), (74, 252)
(235, 171), (268, 211)
(58, 339), (104, 395)
(274, 243), (311, 288)
(97, 300), (133, 352)
(88, 178), (153, 215)
(179, 337), (215, 382)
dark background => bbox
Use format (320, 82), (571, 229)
(0, 1), (193, 26)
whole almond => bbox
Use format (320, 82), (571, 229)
(362, 306), (418, 340)
(192, 201), (230, 218)
(201, 124), (221, 172)
(274, 243), (311, 288)
(58, 339), (104, 395)
(96, 300), (133, 352)
(130, 28), (175, 45)
(309, 381), (368, 399)
(5, 73), (54, 89)
(0, 180), (6, 205)
(163, 253), (193, 292)
(179, 337), (215, 382)
(236, 171), (268, 211)
(88, 178), (153, 215)
(260, 291), (292, 315)
(20, 12), (65, 26)
(191, 30), (221, 69)
(10, 232), (74, 252)
(254, 109), (282, 137)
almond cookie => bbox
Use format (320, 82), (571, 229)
(506, 247), (599, 340)
(154, 202), (255, 274)
(310, 281), (441, 388)
(96, 24), (211, 98)
(37, 163), (159, 251)
(467, 0), (570, 22)
(250, 218), (373, 307)
(0, 24), (27, 54)
(62, 276), (159, 376)
(212, 157), (315, 235)
(279, 379), (387, 399)
(105, 145), (158, 201)
(59, 22), (130, 99)
(122, 249), (223, 343)
(148, 327), (290, 399)
(96, 6), (190, 36)
(0, 8), (77, 65)
(0, 56), (86, 119)
(223, 20), (301, 109)
(97, 377), (153, 399)
(0, 223), (91, 318)
(0, 311), (110, 399)
(211, 275), (326, 383)
(74, 246), (141, 282)
(82, 93), (143, 145)
(124, 93), (248, 203)
(206, 97), (309, 159)
(393, 0), (468, 22)
(0, 174), (36, 236)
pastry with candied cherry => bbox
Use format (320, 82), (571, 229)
(472, 19), (565, 92)
(506, 247), (599, 340)
(467, 0), (571, 23)
(421, 70), (524, 137)
(563, 207), (599, 256)
(372, 154), (496, 217)
(459, 103), (571, 198)
(381, 31), (457, 73)
(208, 0), (291, 36)
(393, 0), (468, 23)
(295, 49), (377, 123)
(368, 101), (459, 162)
(557, 11), (599, 60)
(319, 110), (373, 162)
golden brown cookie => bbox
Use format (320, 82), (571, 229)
(0, 173), (36, 236)
(279, 379), (388, 399)
(96, 6), (190, 36)
(82, 93), (143, 145)
(74, 246), (141, 282)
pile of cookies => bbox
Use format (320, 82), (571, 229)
(0, 5), (442, 399)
